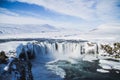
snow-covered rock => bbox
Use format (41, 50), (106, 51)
(97, 69), (109, 73)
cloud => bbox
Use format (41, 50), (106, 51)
(0, 7), (91, 30)
(1, 0), (120, 31)
(96, 0), (120, 22)
(0, 13), (82, 29)
(0, 14), (45, 24)
(0, 7), (19, 16)
(0, 8), (57, 26)
(9, 0), (97, 20)
(9, 0), (120, 22)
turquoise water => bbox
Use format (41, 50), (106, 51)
(48, 59), (120, 80)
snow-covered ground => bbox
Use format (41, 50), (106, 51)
(0, 23), (120, 80)
(0, 23), (120, 43)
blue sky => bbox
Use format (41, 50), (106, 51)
(0, 0), (120, 31)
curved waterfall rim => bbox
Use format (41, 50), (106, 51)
(0, 38), (88, 43)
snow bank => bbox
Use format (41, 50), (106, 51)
(99, 59), (120, 70)
(97, 69), (109, 73)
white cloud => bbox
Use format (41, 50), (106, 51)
(0, 7), (19, 16)
(10, 0), (97, 20)
(96, 0), (120, 22)
(1, 0), (120, 30)
(0, 13), (81, 29)
(0, 7), (82, 29)
(0, 14), (45, 24)
(9, 0), (120, 22)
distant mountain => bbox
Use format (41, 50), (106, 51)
(87, 23), (120, 41)
(0, 23), (59, 34)
(89, 23), (120, 35)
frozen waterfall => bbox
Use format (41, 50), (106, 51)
(16, 40), (99, 60)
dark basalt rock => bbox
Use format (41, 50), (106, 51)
(0, 51), (8, 64)
(101, 42), (120, 58)
(0, 48), (34, 80)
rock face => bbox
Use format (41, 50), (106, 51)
(16, 43), (35, 60)
(0, 51), (8, 64)
(0, 44), (34, 80)
(0, 58), (33, 80)
(101, 42), (120, 58)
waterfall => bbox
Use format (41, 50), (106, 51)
(32, 42), (84, 59)
(16, 41), (99, 60)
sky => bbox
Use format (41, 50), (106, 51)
(0, 0), (120, 31)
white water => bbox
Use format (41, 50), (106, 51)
(30, 41), (100, 62)
(32, 41), (85, 60)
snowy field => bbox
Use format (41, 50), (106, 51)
(0, 23), (120, 42)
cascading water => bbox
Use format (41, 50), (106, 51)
(24, 41), (89, 60)
(15, 40), (100, 63)
(24, 41), (99, 60)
